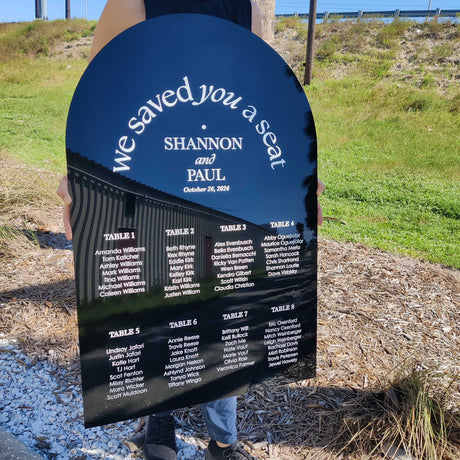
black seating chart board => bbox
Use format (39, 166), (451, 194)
(66, 14), (318, 428)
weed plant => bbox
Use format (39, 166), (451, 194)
(339, 367), (460, 459)
(0, 225), (38, 258)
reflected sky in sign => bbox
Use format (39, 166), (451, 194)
(66, 14), (317, 231)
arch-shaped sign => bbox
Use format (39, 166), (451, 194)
(66, 14), (317, 427)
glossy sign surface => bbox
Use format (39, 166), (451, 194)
(66, 14), (317, 427)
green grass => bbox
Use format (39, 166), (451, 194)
(1, 19), (459, 268)
(0, 20), (92, 172)
(0, 58), (86, 172)
(308, 78), (459, 267)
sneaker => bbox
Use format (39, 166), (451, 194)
(143, 415), (177, 460)
(205, 440), (260, 460)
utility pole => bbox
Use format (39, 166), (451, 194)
(304, 0), (317, 85)
(36, 0), (48, 19)
(66, 0), (71, 19)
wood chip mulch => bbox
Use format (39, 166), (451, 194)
(1, 235), (459, 459)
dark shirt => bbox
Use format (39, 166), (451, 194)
(143, 0), (252, 30)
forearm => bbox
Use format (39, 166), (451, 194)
(89, 0), (145, 62)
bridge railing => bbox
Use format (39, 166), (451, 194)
(276, 9), (459, 20)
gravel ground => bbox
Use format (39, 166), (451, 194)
(0, 340), (202, 460)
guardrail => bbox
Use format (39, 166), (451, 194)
(276, 9), (459, 20)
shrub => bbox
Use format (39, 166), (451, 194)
(432, 43), (454, 61)
(338, 368), (460, 459)
(316, 37), (339, 61)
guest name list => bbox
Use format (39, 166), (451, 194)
(96, 220), (305, 405)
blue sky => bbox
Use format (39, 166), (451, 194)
(0, 0), (458, 22)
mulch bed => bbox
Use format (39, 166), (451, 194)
(1, 233), (459, 459)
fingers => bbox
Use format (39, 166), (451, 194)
(62, 202), (73, 240)
(317, 178), (325, 197)
(317, 200), (323, 226)
(317, 178), (325, 226)
(57, 175), (73, 240)
(57, 176), (72, 204)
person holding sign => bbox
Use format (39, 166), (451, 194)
(59, 1), (263, 460)
(58, 1), (325, 459)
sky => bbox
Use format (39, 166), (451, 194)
(0, 0), (458, 22)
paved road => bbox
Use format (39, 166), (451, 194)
(0, 426), (43, 460)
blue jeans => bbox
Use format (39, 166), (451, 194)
(156, 396), (237, 444)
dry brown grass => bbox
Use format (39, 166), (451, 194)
(0, 155), (62, 258)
